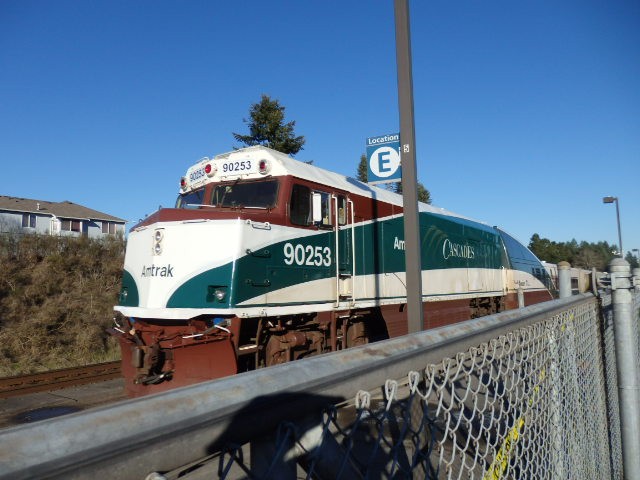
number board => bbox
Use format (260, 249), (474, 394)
(219, 158), (258, 176)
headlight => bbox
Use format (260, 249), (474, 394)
(208, 286), (228, 303)
(153, 229), (164, 255)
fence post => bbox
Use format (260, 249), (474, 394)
(558, 261), (571, 298)
(609, 258), (640, 479)
(517, 284), (525, 308)
(634, 268), (640, 312)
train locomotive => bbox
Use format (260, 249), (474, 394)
(111, 146), (552, 397)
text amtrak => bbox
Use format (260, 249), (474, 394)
(141, 264), (174, 277)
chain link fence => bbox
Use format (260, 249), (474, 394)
(2, 291), (639, 480)
(180, 292), (634, 480)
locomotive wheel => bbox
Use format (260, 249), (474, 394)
(263, 329), (325, 367)
(345, 320), (368, 348)
(265, 335), (289, 366)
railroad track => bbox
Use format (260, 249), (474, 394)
(0, 361), (122, 399)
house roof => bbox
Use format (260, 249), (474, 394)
(0, 196), (125, 223)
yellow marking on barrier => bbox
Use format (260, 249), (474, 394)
(483, 418), (525, 480)
(560, 312), (575, 333)
(482, 369), (545, 480)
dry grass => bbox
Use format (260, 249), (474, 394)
(0, 234), (124, 376)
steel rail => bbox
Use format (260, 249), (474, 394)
(0, 294), (595, 480)
(0, 361), (121, 399)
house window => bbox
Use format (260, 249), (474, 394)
(60, 219), (81, 232)
(102, 222), (119, 234)
(22, 214), (36, 228)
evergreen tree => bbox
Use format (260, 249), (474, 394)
(356, 153), (431, 204)
(357, 154), (368, 182)
(395, 180), (432, 204)
(233, 94), (305, 156)
(624, 251), (639, 269)
(528, 234), (616, 271)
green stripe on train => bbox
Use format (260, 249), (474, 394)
(166, 211), (507, 309)
(118, 270), (139, 307)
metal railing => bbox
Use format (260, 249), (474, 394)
(1, 269), (638, 479)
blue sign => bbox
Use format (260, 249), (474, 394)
(366, 133), (401, 184)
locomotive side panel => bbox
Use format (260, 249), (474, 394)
(257, 230), (336, 308)
(497, 228), (553, 306)
(364, 211), (506, 299)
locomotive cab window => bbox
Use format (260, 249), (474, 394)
(290, 184), (311, 225)
(210, 179), (279, 209)
(176, 188), (206, 209)
(289, 185), (332, 227)
(337, 195), (347, 225)
(313, 191), (332, 227)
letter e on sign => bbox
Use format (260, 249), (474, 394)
(378, 150), (392, 173)
(369, 146), (400, 178)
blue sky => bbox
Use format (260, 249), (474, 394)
(1, 1), (639, 259)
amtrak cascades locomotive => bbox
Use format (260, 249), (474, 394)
(111, 146), (552, 397)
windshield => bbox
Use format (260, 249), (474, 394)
(175, 188), (206, 209)
(211, 179), (279, 208)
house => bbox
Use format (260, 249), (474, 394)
(0, 196), (126, 238)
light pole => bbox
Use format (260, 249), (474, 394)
(633, 248), (639, 265)
(602, 196), (623, 257)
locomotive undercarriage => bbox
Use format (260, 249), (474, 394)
(112, 310), (375, 397)
(238, 312), (370, 372)
(469, 296), (504, 319)
(111, 315), (238, 391)
(113, 295), (506, 397)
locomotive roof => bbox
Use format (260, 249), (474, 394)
(189, 146), (491, 229)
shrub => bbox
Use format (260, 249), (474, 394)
(0, 233), (124, 376)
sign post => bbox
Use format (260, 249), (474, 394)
(394, 0), (424, 334)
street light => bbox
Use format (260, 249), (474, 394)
(602, 196), (623, 257)
(633, 248), (639, 264)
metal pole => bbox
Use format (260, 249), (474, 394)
(609, 258), (640, 479)
(517, 285), (524, 308)
(558, 261), (572, 298)
(394, 0), (424, 333)
(615, 199), (623, 257)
